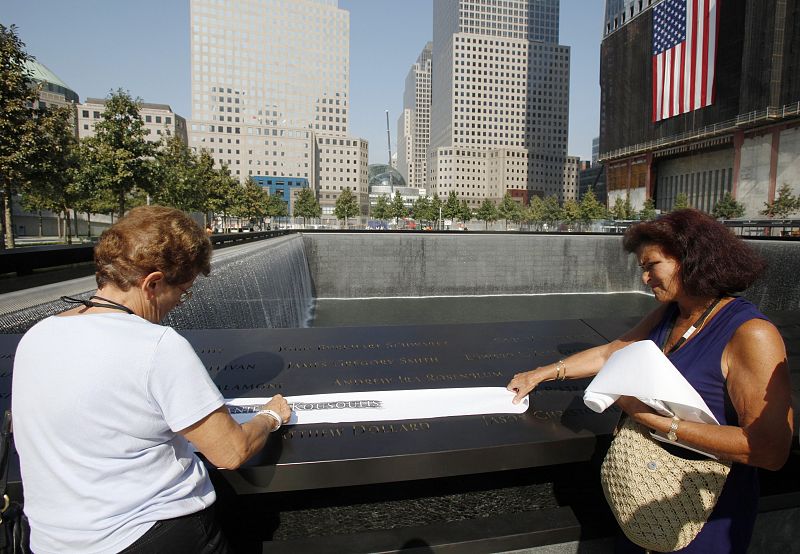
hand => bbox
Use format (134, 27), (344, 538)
(263, 394), (292, 425)
(507, 369), (544, 404)
(615, 395), (655, 420)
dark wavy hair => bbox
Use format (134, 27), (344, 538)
(622, 209), (766, 297)
(95, 205), (212, 290)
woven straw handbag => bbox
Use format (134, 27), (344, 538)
(600, 418), (731, 552)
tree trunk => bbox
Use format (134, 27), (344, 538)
(117, 189), (125, 220)
(65, 210), (73, 245)
(86, 212), (92, 239)
(37, 210), (43, 236)
(72, 209), (79, 239)
(3, 185), (15, 249)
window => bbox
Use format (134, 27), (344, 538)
(93, 111), (100, 118)
(156, 116), (162, 123)
(145, 115), (152, 123)
(82, 110), (89, 118)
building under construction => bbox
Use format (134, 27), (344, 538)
(599, 0), (800, 216)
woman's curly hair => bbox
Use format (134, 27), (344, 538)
(622, 209), (766, 297)
(94, 205), (212, 290)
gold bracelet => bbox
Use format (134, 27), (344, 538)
(553, 362), (562, 381)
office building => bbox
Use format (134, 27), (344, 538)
(188, 0), (369, 215)
(397, 42), (432, 191)
(562, 156), (585, 202)
(77, 98), (187, 143)
(599, 0), (800, 216)
(428, 0), (570, 209)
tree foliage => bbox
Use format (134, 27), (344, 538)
(712, 192), (745, 219)
(293, 187), (321, 222)
(151, 135), (203, 212)
(562, 198), (581, 223)
(542, 195), (563, 223)
(410, 195), (430, 221)
(497, 193), (521, 228)
(475, 198), (498, 229)
(0, 24), (40, 248)
(640, 197), (657, 220)
(20, 105), (82, 243)
(458, 199), (472, 224)
(372, 195), (390, 220)
(81, 89), (155, 217)
(443, 190), (461, 220)
(579, 188), (607, 222)
(334, 187), (360, 224)
(389, 190), (407, 220)
(760, 183), (799, 218)
(673, 192), (690, 211)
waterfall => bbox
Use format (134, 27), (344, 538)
(165, 235), (314, 329)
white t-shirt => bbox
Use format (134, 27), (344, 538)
(11, 313), (225, 554)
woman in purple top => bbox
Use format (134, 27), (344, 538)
(507, 209), (794, 553)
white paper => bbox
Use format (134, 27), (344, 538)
(226, 386), (528, 425)
(583, 340), (719, 425)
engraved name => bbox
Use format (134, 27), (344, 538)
(207, 363), (256, 372)
(352, 422), (431, 435)
(218, 383), (281, 391)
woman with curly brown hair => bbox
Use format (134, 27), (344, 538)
(507, 209), (793, 553)
(12, 206), (291, 554)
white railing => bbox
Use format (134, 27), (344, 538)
(599, 101), (800, 162)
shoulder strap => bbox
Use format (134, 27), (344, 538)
(0, 411), (12, 501)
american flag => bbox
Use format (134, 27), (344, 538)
(652, 0), (719, 122)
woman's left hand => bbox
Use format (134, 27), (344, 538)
(615, 395), (658, 422)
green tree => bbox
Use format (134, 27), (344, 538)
(624, 194), (634, 220)
(542, 195), (563, 224)
(20, 105), (83, 244)
(443, 190), (461, 220)
(372, 195), (390, 220)
(579, 188), (607, 222)
(760, 183), (799, 218)
(334, 187), (360, 227)
(673, 192), (690, 211)
(458, 199), (472, 224)
(193, 150), (220, 227)
(610, 196), (627, 220)
(497, 193), (521, 230)
(389, 190), (407, 220)
(230, 178), (270, 224)
(293, 186), (321, 225)
(527, 196), (545, 227)
(475, 198), (498, 230)
(712, 192), (745, 219)
(265, 192), (288, 218)
(151, 135), (201, 211)
(429, 193), (443, 228)
(562, 198), (581, 224)
(0, 25), (40, 248)
(203, 163), (239, 232)
(81, 89), (155, 217)
(410, 195), (429, 222)
(640, 197), (657, 221)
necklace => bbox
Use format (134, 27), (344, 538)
(661, 296), (724, 354)
(61, 295), (135, 315)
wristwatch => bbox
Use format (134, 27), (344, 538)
(667, 416), (680, 441)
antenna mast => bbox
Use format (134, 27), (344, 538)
(385, 110), (392, 165)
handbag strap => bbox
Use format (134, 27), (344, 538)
(0, 411), (12, 509)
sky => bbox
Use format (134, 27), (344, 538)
(1, 0), (604, 162)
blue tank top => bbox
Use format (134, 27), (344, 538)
(619, 297), (766, 554)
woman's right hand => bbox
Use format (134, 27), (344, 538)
(263, 394), (292, 425)
(507, 368), (548, 404)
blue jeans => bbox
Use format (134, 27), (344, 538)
(119, 505), (232, 554)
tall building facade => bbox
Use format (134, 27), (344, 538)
(397, 42), (432, 191)
(599, 0), (800, 216)
(188, 0), (369, 215)
(428, 0), (570, 209)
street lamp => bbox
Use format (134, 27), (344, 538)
(439, 205), (443, 230)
